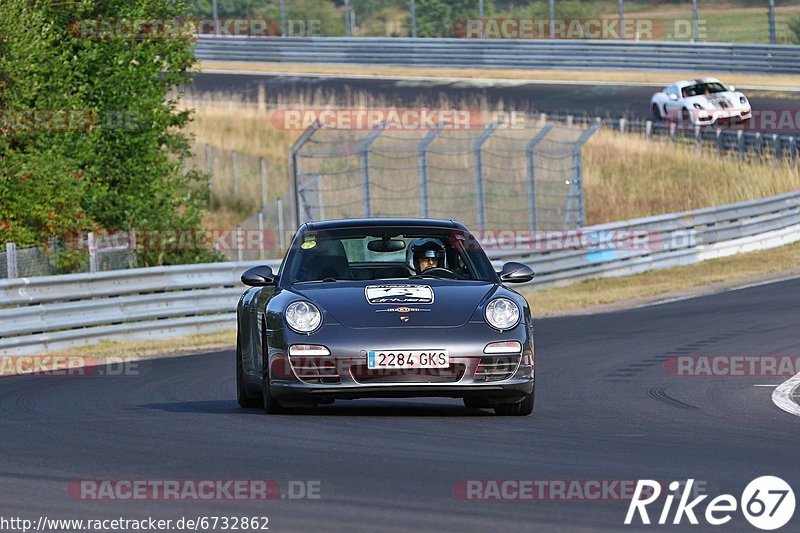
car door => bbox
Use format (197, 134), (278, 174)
(664, 84), (683, 116)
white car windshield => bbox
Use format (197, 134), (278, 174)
(681, 82), (728, 97)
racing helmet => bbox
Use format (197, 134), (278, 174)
(406, 238), (445, 273)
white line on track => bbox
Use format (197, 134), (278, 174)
(772, 371), (800, 417)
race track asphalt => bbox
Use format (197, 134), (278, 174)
(2, 277), (799, 531)
(191, 72), (800, 131)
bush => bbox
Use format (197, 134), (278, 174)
(0, 0), (221, 268)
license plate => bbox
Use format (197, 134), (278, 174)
(367, 350), (449, 369)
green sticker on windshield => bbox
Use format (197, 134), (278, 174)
(301, 240), (316, 250)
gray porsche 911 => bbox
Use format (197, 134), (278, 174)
(236, 218), (535, 416)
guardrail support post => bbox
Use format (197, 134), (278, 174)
(773, 134), (782, 161)
(418, 123), (446, 218)
(694, 126), (701, 147)
(645, 120), (652, 139)
(789, 137), (797, 161)
(716, 128), (723, 153)
(619, 118), (626, 134)
(670, 122), (677, 143)
(6, 242), (17, 279)
(755, 132), (763, 158)
(539, 113), (547, 125)
(566, 115), (573, 127)
(474, 121), (504, 229)
(525, 125), (554, 231)
(87, 232), (98, 274)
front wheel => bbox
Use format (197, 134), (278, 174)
(494, 390), (534, 416)
(236, 334), (260, 408)
(262, 371), (286, 414)
(652, 103), (662, 120)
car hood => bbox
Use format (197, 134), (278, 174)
(683, 92), (743, 109)
(290, 280), (498, 328)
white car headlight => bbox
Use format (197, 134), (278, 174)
(285, 301), (322, 333)
(484, 298), (520, 331)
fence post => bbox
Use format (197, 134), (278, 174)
(737, 130), (746, 157)
(277, 198), (286, 251)
(716, 128), (723, 153)
(205, 143), (213, 198)
(260, 157), (268, 211)
(694, 125), (701, 147)
(619, 117), (626, 134)
(288, 120), (321, 229)
(87, 232), (98, 274)
(257, 211), (266, 261)
(232, 150), (239, 198)
(280, 0), (287, 37)
(755, 132), (762, 158)
(359, 122), (390, 218)
(567, 124), (600, 228)
(645, 120), (652, 140)
(418, 124), (445, 218)
(790, 136), (797, 161)
(566, 114), (573, 127)
(236, 226), (244, 263)
(6, 242), (17, 279)
(769, 0), (777, 45)
(410, 0), (417, 38)
(773, 134), (782, 160)
(525, 125), (554, 231)
(692, 0), (699, 42)
(474, 121), (503, 229)
(539, 112), (547, 125)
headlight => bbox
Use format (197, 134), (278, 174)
(285, 301), (322, 333)
(484, 298), (520, 331)
(693, 103), (704, 109)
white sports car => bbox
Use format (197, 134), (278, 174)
(651, 78), (752, 126)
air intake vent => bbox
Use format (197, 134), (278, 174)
(475, 356), (520, 382)
(289, 356), (341, 384)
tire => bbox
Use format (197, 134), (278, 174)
(262, 370), (286, 414)
(236, 333), (260, 408)
(494, 390), (534, 416)
(652, 103), (662, 120)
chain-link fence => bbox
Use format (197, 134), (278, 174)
(289, 120), (598, 232)
(1, 237), (137, 280)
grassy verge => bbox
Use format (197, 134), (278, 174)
(524, 239), (800, 317)
(200, 61), (800, 91)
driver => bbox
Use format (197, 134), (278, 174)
(406, 238), (446, 274)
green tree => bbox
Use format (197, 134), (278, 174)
(0, 0), (218, 268)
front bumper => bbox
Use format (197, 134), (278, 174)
(694, 107), (752, 125)
(267, 322), (534, 402)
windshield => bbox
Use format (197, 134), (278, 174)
(681, 82), (728, 97)
(282, 226), (498, 284)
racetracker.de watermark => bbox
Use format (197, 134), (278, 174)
(453, 480), (704, 501)
(664, 109), (800, 132)
(664, 355), (800, 377)
(455, 18), (707, 40)
(68, 480), (321, 501)
(270, 108), (526, 131)
(0, 356), (144, 378)
(68, 18), (321, 39)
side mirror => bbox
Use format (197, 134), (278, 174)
(497, 262), (534, 284)
(241, 265), (276, 287)
(668, 93), (678, 101)
(728, 85), (736, 92)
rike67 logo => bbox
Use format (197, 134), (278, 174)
(625, 477), (795, 530)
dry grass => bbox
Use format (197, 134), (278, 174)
(523, 239), (800, 317)
(201, 61), (800, 91)
(583, 129), (800, 224)
(186, 95), (800, 226)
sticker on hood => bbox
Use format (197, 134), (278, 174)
(365, 285), (434, 304)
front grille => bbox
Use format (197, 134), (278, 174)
(475, 355), (520, 382)
(289, 356), (341, 384)
(351, 363), (465, 384)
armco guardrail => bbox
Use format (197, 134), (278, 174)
(2, 190), (799, 356)
(195, 37), (800, 74)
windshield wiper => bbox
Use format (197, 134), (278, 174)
(296, 277), (353, 284)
